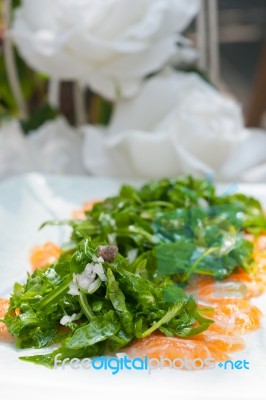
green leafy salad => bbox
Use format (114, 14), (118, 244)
(3, 176), (266, 367)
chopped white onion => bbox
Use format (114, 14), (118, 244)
(127, 248), (138, 263)
(60, 313), (78, 326)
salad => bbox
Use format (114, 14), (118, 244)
(1, 176), (266, 367)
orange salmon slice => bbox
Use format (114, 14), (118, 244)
(227, 269), (266, 299)
(212, 300), (262, 335)
(191, 323), (245, 353)
(125, 333), (229, 365)
(187, 269), (266, 304)
(30, 242), (62, 271)
(254, 233), (266, 252)
(72, 199), (101, 220)
(0, 299), (12, 342)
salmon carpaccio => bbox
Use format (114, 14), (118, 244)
(72, 199), (101, 220)
(126, 233), (266, 365)
(1, 220), (266, 366)
(126, 333), (230, 363)
(30, 242), (62, 272)
(0, 299), (12, 342)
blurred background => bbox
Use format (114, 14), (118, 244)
(187, 0), (266, 129)
(1, 0), (266, 127)
(1, 0), (266, 183)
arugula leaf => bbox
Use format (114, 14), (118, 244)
(20, 344), (104, 368)
(5, 239), (213, 366)
(141, 302), (186, 338)
(5, 176), (266, 367)
(66, 310), (121, 349)
(154, 240), (196, 275)
(40, 177), (264, 285)
(106, 268), (133, 334)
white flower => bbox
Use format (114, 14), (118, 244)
(0, 117), (84, 181)
(0, 120), (30, 180)
(127, 249), (138, 263)
(27, 117), (85, 174)
(82, 69), (266, 180)
(11, 0), (199, 99)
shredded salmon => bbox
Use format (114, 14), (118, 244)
(226, 269), (266, 299)
(15, 307), (21, 316)
(0, 299), (12, 342)
(30, 242), (62, 271)
(254, 233), (266, 252)
(212, 300), (262, 335)
(188, 273), (265, 304)
(191, 323), (245, 353)
(126, 333), (229, 365)
(125, 301), (257, 364)
(72, 199), (101, 220)
(128, 233), (266, 364)
(253, 235), (266, 279)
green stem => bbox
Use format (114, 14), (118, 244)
(182, 247), (218, 282)
(141, 303), (184, 338)
(79, 292), (94, 320)
(39, 275), (73, 309)
(176, 322), (212, 338)
(144, 201), (175, 209)
(116, 227), (157, 244)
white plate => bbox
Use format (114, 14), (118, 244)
(0, 173), (265, 400)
